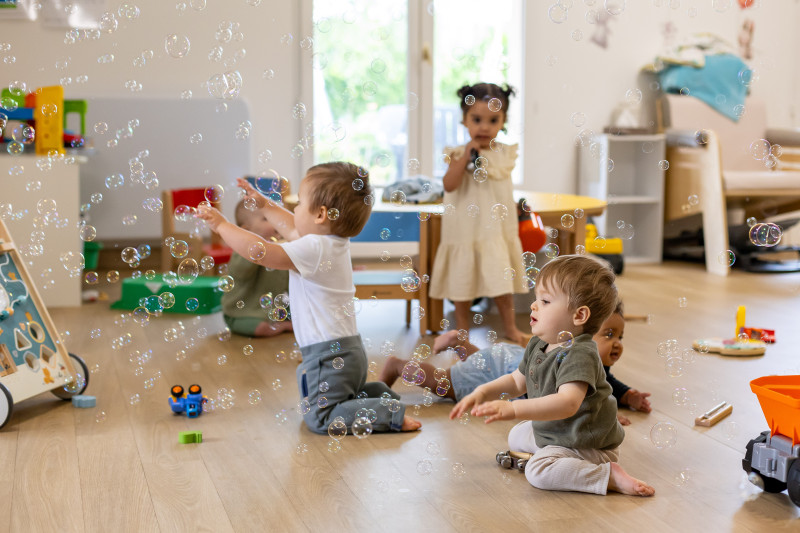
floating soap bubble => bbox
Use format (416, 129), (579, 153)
(177, 258), (199, 284)
(665, 357), (685, 378)
(649, 421), (677, 449)
(186, 298), (200, 312)
(248, 241), (266, 261)
(417, 459), (433, 475)
(170, 240), (189, 259)
(328, 418), (347, 440)
(218, 275), (235, 292)
(165, 34), (191, 58)
(332, 357), (344, 370)
(658, 160), (670, 170)
(717, 250), (735, 267)
(248, 390), (262, 405)
(352, 417), (372, 439)
(543, 243), (559, 259)
(557, 331), (574, 348)
(672, 387), (689, 406)
(121, 247), (140, 264)
(561, 214), (575, 229)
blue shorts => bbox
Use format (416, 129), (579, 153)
(450, 344), (525, 401)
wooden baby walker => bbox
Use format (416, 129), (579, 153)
(0, 218), (89, 429)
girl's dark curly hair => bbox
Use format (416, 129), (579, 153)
(456, 82), (516, 118)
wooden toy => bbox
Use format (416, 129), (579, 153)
(692, 305), (768, 356)
(694, 401), (733, 427)
(0, 218), (88, 429)
(743, 375), (800, 506)
(691, 337), (766, 356)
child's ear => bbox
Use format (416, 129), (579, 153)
(572, 306), (590, 327)
(314, 206), (328, 225)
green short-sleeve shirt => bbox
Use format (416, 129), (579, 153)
(221, 253), (289, 319)
(518, 333), (624, 450)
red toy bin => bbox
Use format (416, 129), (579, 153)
(750, 375), (800, 446)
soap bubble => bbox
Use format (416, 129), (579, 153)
(717, 250), (735, 267)
(417, 459), (433, 475)
(352, 417), (372, 439)
(328, 418), (347, 440)
(332, 357), (344, 370)
(165, 34), (191, 58)
(204, 184), (224, 202)
(649, 422), (677, 449)
(557, 331), (574, 348)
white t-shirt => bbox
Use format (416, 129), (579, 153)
(280, 233), (357, 348)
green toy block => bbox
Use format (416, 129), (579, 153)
(179, 431), (202, 444)
(111, 274), (222, 315)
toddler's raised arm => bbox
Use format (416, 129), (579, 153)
(237, 177), (299, 241)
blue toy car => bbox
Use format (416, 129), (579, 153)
(169, 384), (207, 418)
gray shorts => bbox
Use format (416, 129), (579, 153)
(450, 343), (525, 401)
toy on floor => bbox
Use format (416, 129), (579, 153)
(169, 384), (207, 418)
(496, 450), (532, 472)
(517, 198), (547, 253)
(742, 375), (800, 507)
(71, 395), (96, 408)
(694, 401), (733, 427)
(692, 305), (768, 356)
(0, 219), (89, 430)
(179, 431), (203, 444)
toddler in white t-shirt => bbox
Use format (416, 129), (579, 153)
(197, 162), (421, 434)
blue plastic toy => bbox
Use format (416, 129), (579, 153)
(71, 395), (96, 408)
(168, 384), (207, 418)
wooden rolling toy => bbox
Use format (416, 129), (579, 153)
(0, 218), (89, 429)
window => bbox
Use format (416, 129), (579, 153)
(308, 0), (523, 185)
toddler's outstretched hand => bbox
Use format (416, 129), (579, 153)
(195, 204), (227, 231)
(624, 389), (652, 413)
(617, 413), (631, 426)
(472, 400), (515, 424)
(450, 389), (485, 420)
(236, 177), (268, 209)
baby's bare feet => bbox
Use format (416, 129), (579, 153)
(433, 330), (461, 354)
(401, 415), (422, 431)
(607, 462), (655, 496)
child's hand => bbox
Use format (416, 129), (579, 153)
(236, 177), (268, 209)
(450, 389), (485, 420)
(623, 389), (652, 413)
(472, 400), (515, 424)
(461, 139), (483, 162)
(617, 413), (631, 426)
(195, 204), (227, 231)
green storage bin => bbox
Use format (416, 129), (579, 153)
(111, 275), (222, 314)
(83, 241), (103, 270)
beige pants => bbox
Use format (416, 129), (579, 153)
(508, 421), (619, 495)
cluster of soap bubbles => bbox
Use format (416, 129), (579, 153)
(656, 339), (698, 378)
(748, 222), (782, 247)
(748, 138), (782, 169)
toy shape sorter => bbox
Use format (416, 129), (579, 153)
(0, 218), (89, 429)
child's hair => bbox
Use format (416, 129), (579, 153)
(613, 298), (624, 319)
(303, 162), (373, 238)
(234, 199), (255, 227)
(536, 255), (618, 335)
(457, 82), (516, 119)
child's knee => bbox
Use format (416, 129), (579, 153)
(524, 456), (559, 490)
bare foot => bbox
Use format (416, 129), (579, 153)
(617, 413), (631, 426)
(504, 329), (532, 347)
(401, 415), (422, 431)
(433, 330), (461, 354)
(607, 462), (655, 496)
(378, 356), (405, 388)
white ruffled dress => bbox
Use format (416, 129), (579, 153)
(429, 143), (528, 301)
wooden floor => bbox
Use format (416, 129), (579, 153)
(2, 261), (799, 532)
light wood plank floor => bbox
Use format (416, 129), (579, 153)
(3, 261), (800, 532)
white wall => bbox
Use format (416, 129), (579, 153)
(1, 0), (797, 214)
(522, 0), (799, 193)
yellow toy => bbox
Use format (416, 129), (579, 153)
(692, 306), (767, 356)
(33, 86), (65, 156)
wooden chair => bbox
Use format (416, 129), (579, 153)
(161, 187), (232, 273)
(661, 94), (800, 275)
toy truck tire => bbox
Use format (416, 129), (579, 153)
(0, 382), (13, 430)
(51, 353), (90, 400)
(788, 461), (800, 507)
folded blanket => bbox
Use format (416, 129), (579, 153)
(381, 176), (444, 204)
